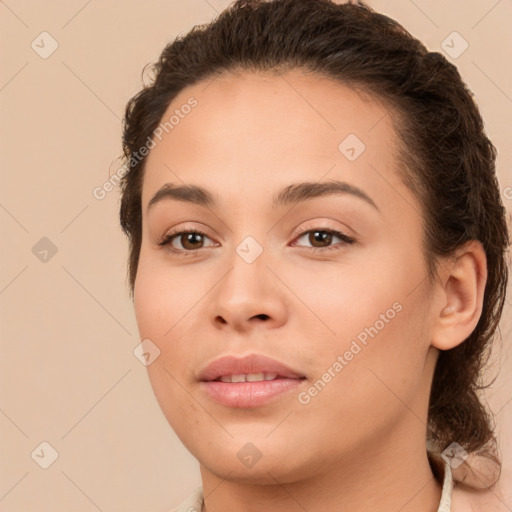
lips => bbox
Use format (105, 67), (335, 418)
(198, 354), (304, 382)
(198, 354), (306, 408)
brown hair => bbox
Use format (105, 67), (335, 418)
(119, 0), (510, 488)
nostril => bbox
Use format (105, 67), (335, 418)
(253, 314), (269, 320)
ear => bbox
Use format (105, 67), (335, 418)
(431, 240), (488, 351)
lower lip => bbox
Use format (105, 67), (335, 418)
(200, 378), (304, 408)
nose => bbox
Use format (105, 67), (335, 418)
(208, 249), (288, 333)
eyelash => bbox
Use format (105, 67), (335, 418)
(157, 227), (355, 257)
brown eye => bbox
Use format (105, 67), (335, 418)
(293, 228), (354, 251)
(158, 230), (216, 254)
(308, 230), (333, 248)
(179, 232), (205, 250)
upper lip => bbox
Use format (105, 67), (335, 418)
(198, 354), (305, 382)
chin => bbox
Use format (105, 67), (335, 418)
(188, 433), (319, 485)
(199, 454), (302, 485)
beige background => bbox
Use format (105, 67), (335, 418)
(1, 0), (511, 510)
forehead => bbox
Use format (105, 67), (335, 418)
(141, 68), (407, 216)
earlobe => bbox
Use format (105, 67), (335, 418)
(431, 240), (487, 351)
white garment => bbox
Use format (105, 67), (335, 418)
(170, 460), (453, 512)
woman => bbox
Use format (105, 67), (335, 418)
(118, 1), (510, 510)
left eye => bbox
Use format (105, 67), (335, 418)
(292, 229), (355, 250)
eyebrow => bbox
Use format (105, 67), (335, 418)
(147, 180), (379, 213)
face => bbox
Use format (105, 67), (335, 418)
(134, 69), (438, 484)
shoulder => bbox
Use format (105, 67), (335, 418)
(451, 481), (511, 512)
(168, 486), (204, 512)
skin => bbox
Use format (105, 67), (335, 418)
(133, 68), (487, 512)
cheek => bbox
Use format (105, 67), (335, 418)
(134, 263), (203, 438)
(284, 254), (406, 354)
(133, 253), (199, 395)
(293, 299), (429, 456)
(296, 249), (431, 406)
(134, 248), (208, 340)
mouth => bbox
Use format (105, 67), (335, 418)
(214, 372), (281, 382)
(198, 354), (306, 408)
